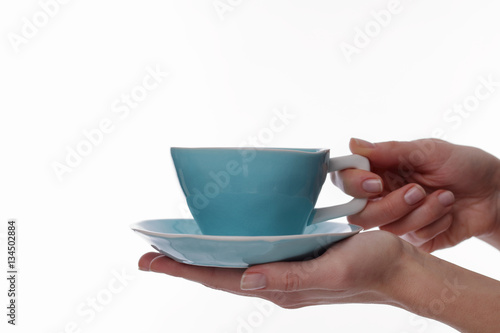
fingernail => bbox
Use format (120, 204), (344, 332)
(404, 185), (426, 205)
(362, 179), (383, 193)
(241, 273), (267, 290)
(353, 138), (375, 148)
(438, 191), (455, 207)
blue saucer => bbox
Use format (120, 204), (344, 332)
(131, 219), (362, 268)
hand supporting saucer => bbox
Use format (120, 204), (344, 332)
(131, 219), (362, 268)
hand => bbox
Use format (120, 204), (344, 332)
(341, 138), (500, 252)
(138, 231), (407, 308)
(138, 230), (500, 333)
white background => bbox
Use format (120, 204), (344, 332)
(1, 0), (500, 332)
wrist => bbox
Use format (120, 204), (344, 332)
(381, 241), (500, 333)
(376, 239), (426, 309)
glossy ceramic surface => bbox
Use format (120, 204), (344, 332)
(171, 147), (369, 236)
(131, 219), (363, 268)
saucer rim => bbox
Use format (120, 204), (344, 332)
(130, 218), (363, 242)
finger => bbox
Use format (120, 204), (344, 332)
(349, 138), (442, 169)
(331, 169), (383, 198)
(144, 254), (245, 292)
(348, 184), (427, 229)
(380, 190), (455, 236)
(401, 213), (453, 249)
(417, 215), (472, 253)
(138, 252), (165, 271)
(240, 255), (335, 292)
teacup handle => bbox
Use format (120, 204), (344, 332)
(310, 154), (370, 225)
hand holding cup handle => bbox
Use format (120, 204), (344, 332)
(310, 154), (370, 224)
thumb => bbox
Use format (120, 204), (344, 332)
(240, 259), (328, 292)
(349, 138), (441, 169)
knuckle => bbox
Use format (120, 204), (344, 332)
(423, 201), (443, 220)
(379, 198), (402, 223)
(283, 271), (302, 292)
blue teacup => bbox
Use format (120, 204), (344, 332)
(171, 147), (369, 236)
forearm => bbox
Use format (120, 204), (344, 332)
(384, 244), (500, 332)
